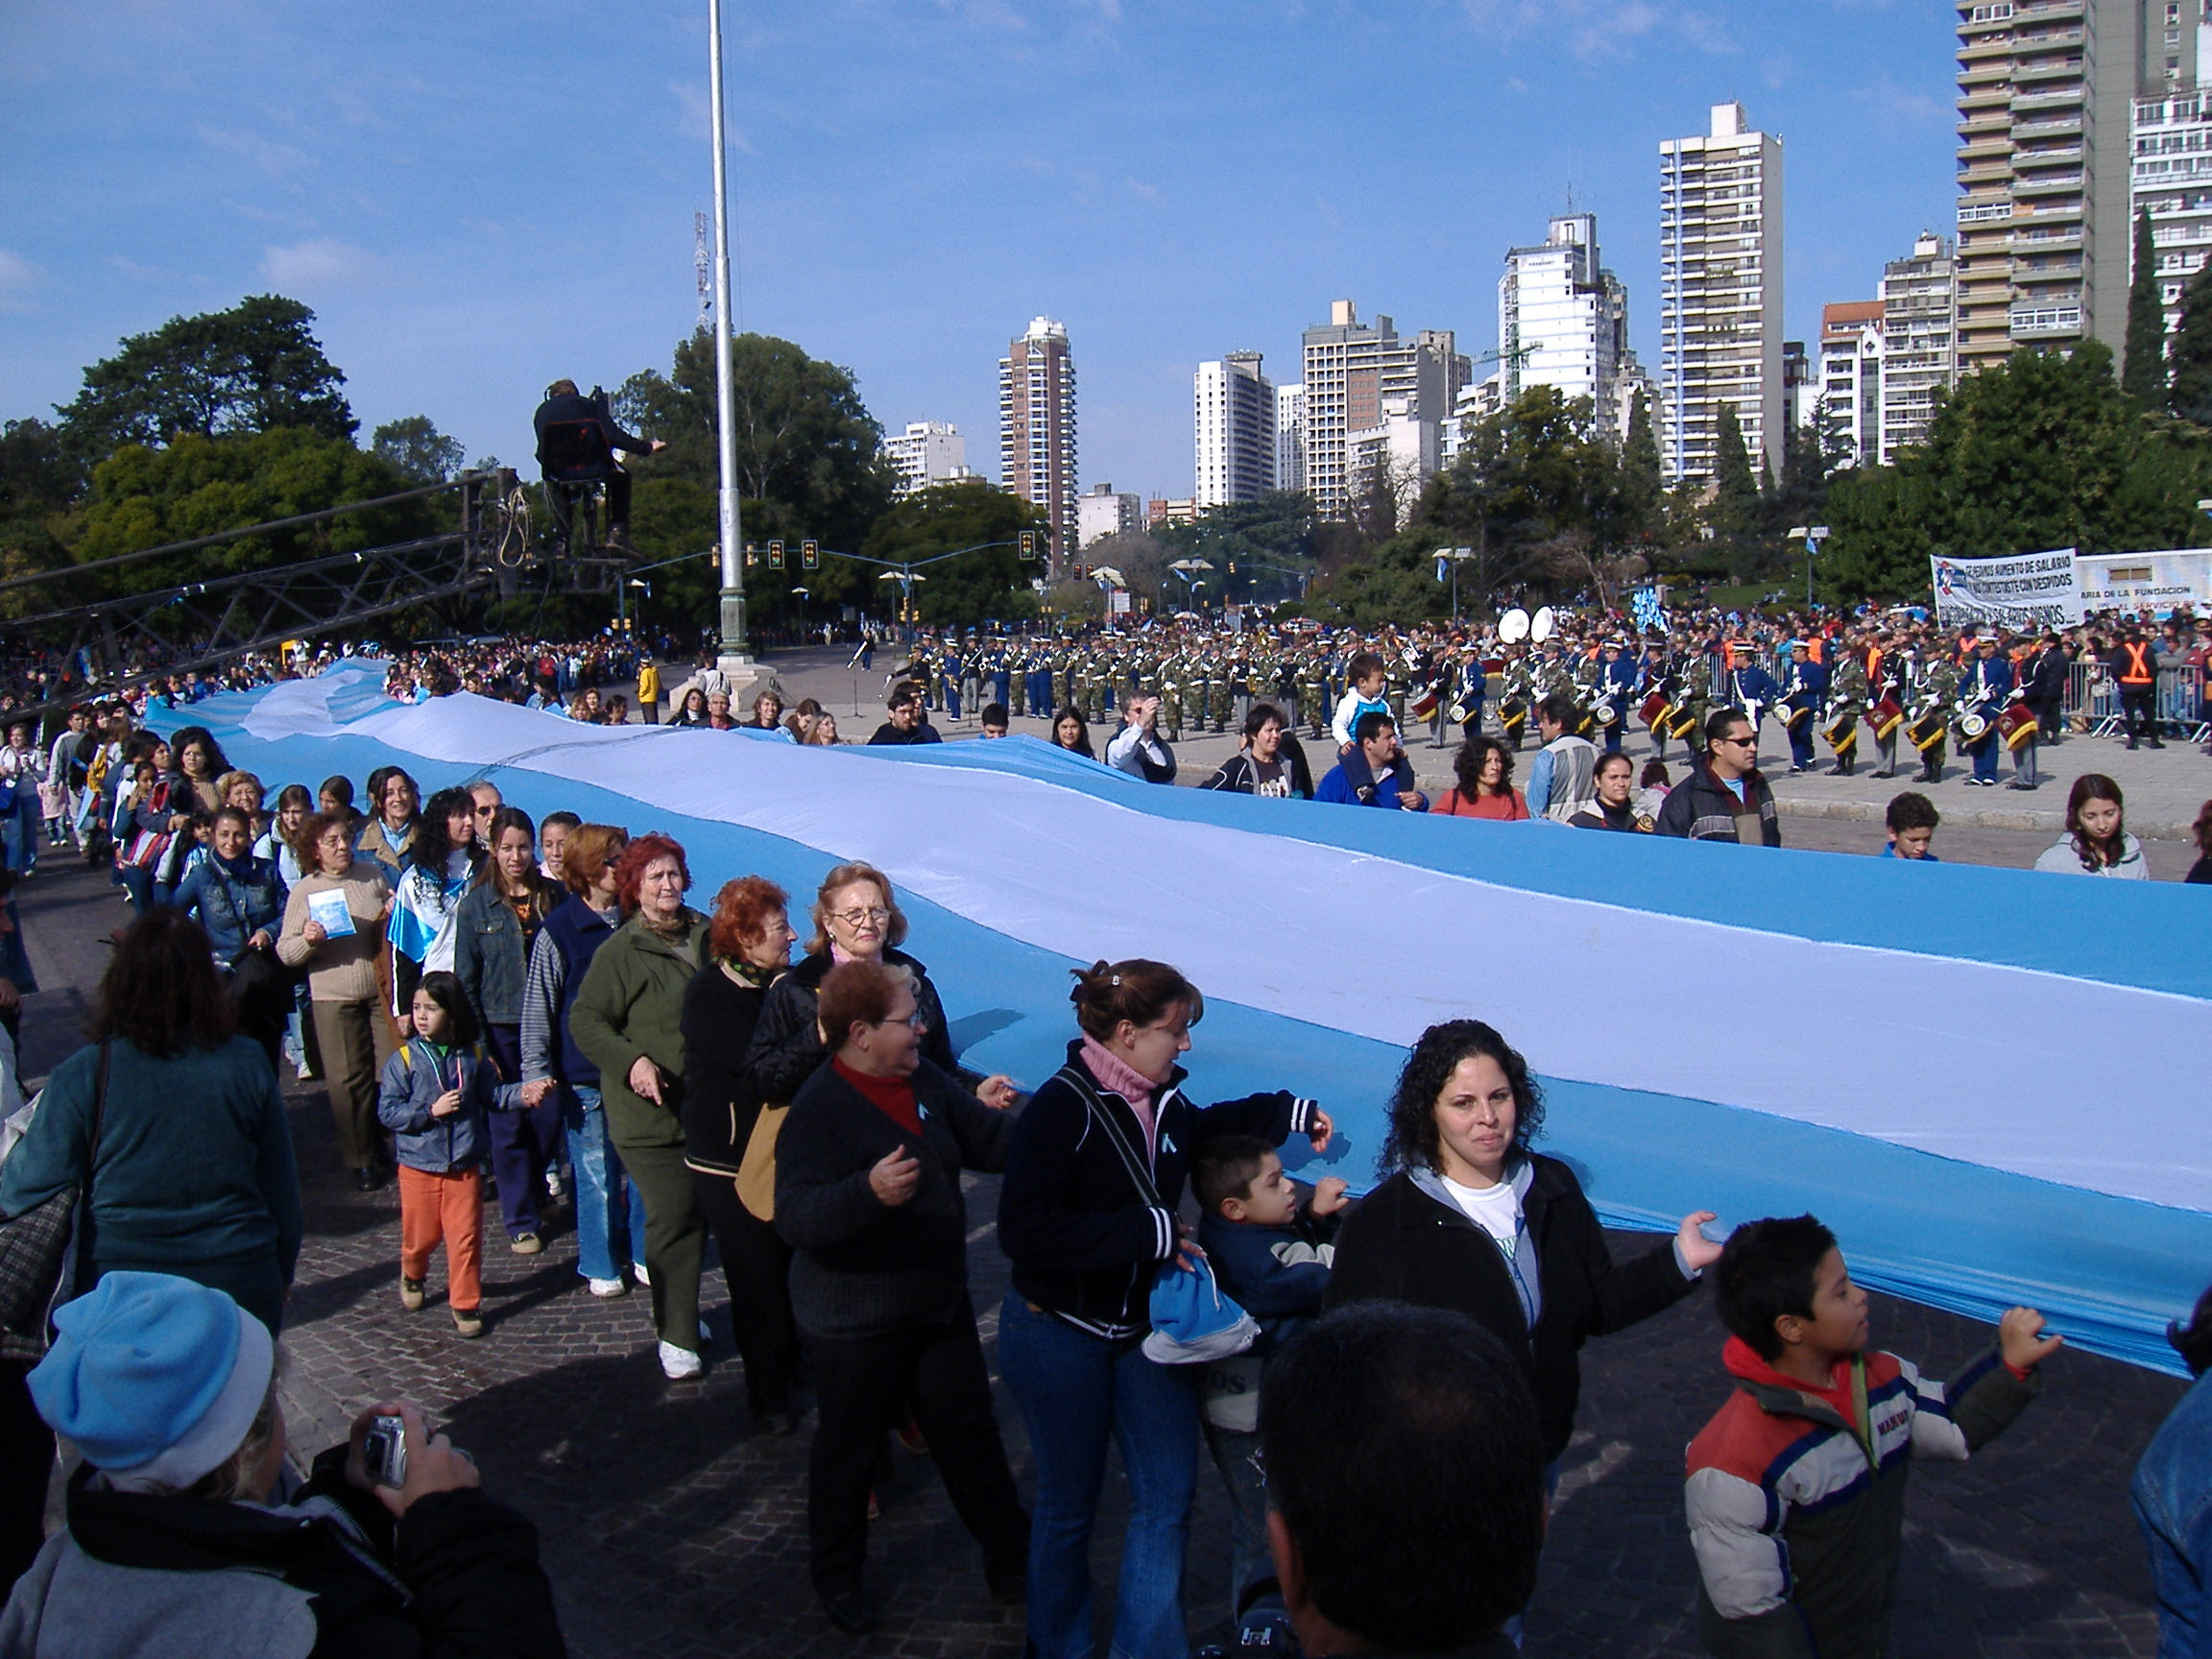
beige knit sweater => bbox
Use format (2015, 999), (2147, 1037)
(276, 861), (390, 1003)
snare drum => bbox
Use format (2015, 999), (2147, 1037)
(1997, 703), (2038, 750)
(1867, 696), (1905, 741)
(1638, 690), (1670, 730)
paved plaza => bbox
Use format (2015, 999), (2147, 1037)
(13, 795), (2193, 1657)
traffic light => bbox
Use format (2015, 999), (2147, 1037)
(801, 538), (819, 570)
(1019, 531), (1036, 560)
(744, 541), (758, 568)
(768, 539), (785, 568)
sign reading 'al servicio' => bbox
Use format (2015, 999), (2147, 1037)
(1930, 548), (2085, 628)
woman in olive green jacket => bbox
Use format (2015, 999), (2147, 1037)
(568, 832), (712, 1380)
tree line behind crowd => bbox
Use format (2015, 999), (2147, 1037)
(8, 293), (2212, 646)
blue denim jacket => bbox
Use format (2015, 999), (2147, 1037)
(2133, 1368), (2212, 1657)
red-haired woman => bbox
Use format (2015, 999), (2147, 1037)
(679, 875), (803, 1431)
(568, 832), (713, 1379)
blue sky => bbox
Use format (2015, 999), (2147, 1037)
(3, 0), (1957, 509)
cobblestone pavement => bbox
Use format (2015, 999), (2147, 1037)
(14, 857), (2185, 1657)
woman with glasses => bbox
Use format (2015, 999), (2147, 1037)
(774, 958), (1030, 1634)
(747, 861), (1018, 1115)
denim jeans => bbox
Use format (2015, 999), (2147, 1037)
(563, 1085), (648, 1283)
(998, 1292), (1199, 1659)
(1200, 1421), (1267, 1625)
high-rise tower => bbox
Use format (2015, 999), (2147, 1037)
(999, 317), (1078, 571)
(1659, 103), (1786, 482)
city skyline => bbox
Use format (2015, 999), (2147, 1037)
(4, 2), (1960, 516)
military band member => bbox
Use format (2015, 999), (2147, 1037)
(1824, 648), (1868, 777)
(1780, 638), (1827, 775)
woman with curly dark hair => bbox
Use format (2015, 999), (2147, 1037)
(568, 833), (712, 1379)
(678, 875), (803, 1431)
(1326, 1020), (1719, 1481)
(2033, 773), (2149, 878)
(2186, 799), (2212, 884)
(1430, 734), (1530, 820)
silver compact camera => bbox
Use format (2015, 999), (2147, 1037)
(361, 1413), (408, 1489)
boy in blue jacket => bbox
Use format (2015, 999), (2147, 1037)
(378, 971), (549, 1337)
(1190, 1134), (1351, 1622)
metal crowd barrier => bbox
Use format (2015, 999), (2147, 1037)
(2063, 661), (2206, 740)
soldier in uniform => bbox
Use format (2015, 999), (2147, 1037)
(1208, 653), (1235, 733)
(1867, 632), (1908, 778)
(1911, 647), (1959, 784)
(1824, 646), (1868, 777)
(1672, 651), (1713, 757)
(1297, 650), (1328, 738)
(1779, 638), (1826, 775)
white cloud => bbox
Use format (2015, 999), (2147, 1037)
(0, 250), (41, 312)
(1460, 0), (1738, 60)
(259, 237), (379, 289)
(196, 123), (314, 177)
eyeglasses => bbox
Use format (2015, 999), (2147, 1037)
(832, 906), (891, 927)
(878, 1010), (927, 1030)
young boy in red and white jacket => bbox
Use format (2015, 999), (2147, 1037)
(1685, 1214), (2061, 1659)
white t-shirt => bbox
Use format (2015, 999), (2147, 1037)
(1440, 1174), (1523, 1255)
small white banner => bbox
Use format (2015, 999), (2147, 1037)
(1931, 548), (2084, 628)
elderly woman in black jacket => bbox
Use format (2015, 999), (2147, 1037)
(679, 874), (802, 1434)
(774, 959), (1029, 1636)
(1325, 1019), (1721, 1479)
(746, 860), (1015, 1113)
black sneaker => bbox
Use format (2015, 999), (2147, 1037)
(821, 1592), (876, 1635)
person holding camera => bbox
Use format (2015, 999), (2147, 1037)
(0, 1271), (566, 1655)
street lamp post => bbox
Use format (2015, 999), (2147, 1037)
(1789, 525), (1831, 612)
(708, 0), (748, 667)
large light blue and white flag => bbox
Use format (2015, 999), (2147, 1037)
(171, 661), (2212, 1373)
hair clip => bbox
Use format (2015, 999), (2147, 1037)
(1109, 974), (1120, 987)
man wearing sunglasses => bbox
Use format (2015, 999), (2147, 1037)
(1653, 708), (1781, 846)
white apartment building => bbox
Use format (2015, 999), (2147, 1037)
(1498, 213), (1627, 418)
(1659, 102), (1786, 482)
(1194, 351), (1278, 507)
(1299, 301), (1467, 518)
(999, 317), (1078, 570)
(1879, 232), (1958, 461)
(1077, 483), (1143, 548)
(880, 421), (973, 497)
(2133, 2), (2212, 357)
(1818, 301), (1886, 469)
(1276, 383), (1305, 493)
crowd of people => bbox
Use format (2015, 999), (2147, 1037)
(0, 608), (2204, 1654)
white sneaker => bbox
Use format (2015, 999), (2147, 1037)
(659, 1340), (703, 1380)
(630, 1262), (651, 1287)
(588, 1277), (627, 1298)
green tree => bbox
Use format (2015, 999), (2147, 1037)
(619, 328), (898, 557)
(2170, 262), (2212, 424)
(56, 296), (355, 461)
(1620, 388), (1663, 530)
(1824, 341), (2212, 600)
(1152, 491), (1316, 605)
(71, 428), (435, 606)
(2125, 206), (2169, 407)
(371, 416), (467, 484)
(0, 418), (86, 567)
(857, 480), (1044, 629)
(1709, 403), (1758, 537)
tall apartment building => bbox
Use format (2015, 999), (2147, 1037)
(1659, 102), (1786, 482)
(1193, 351), (1278, 507)
(1077, 483), (1143, 548)
(998, 317), (1078, 571)
(1818, 302), (1887, 469)
(1499, 213), (1629, 420)
(880, 421), (974, 497)
(1879, 232), (1959, 459)
(1955, 0), (2150, 373)
(1299, 301), (1468, 518)
(1276, 383), (1305, 493)
(2132, 6), (2212, 349)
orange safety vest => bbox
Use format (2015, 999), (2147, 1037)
(2119, 641), (2156, 686)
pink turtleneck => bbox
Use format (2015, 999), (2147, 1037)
(1080, 1034), (1162, 1158)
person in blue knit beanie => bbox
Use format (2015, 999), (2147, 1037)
(0, 1272), (566, 1656)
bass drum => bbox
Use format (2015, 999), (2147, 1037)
(1997, 703), (2038, 750)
